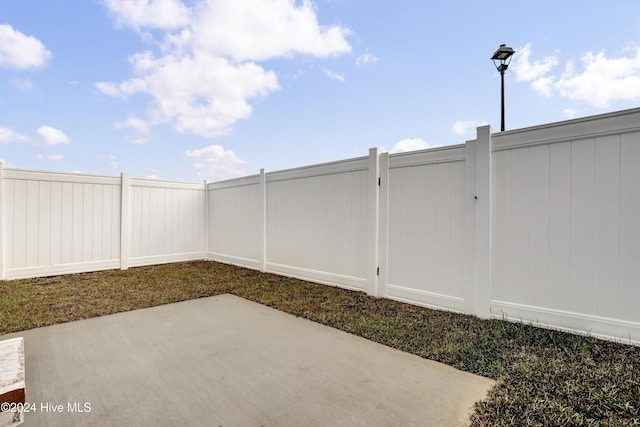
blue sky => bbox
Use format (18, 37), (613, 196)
(2, 0), (640, 181)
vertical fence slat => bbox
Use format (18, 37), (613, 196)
(204, 180), (208, 260)
(367, 147), (381, 296)
(463, 139), (477, 315)
(378, 153), (389, 298)
(120, 173), (130, 270)
(260, 168), (267, 273)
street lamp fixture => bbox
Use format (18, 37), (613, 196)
(491, 44), (515, 131)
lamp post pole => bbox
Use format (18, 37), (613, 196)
(491, 44), (515, 132)
(500, 64), (506, 131)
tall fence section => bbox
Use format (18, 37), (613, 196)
(1, 108), (640, 344)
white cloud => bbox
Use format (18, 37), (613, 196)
(0, 158), (15, 168)
(323, 68), (345, 82)
(98, 54), (279, 137)
(356, 51), (378, 66)
(512, 44), (558, 98)
(113, 117), (150, 133)
(190, 0), (352, 62)
(37, 153), (64, 161)
(146, 168), (160, 179)
(513, 44), (558, 85)
(529, 76), (556, 98)
(96, 154), (119, 170)
(555, 49), (640, 107)
(99, 0), (351, 138)
(130, 136), (152, 145)
(0, 127), (29, 144)
(37, 126), (71, 145)
(452, 120), (488, 136)
(390, 138), (433, 154)
(562, 108), (579, 118)
(11, 78), (34, 93)
(115, 117), (152, 143)
(185, 144), (247, 181)
(514, 44), (640, 107)
(0, 24), (51, 69)
(95, 81), (125, 98)
(103, 0), (191, 30)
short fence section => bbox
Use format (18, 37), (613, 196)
(0, 170), (205, 280)
(207, 174), (263, 270)
(264, 155), (372, 291)
(207, 152), (375, 292)
(128, 178), (205, 268)
(1, 170), (122, 279)
(2, 107), (640, 344)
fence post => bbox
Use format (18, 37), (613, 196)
(120, 172), (130, 270)
(367, 147), (381, 296)
(260, 168), (267, 273)
(0, 161), (4, 280)
(204, 180), (208, 260)
(474, 125), (493, 317)
(377, 152), (389, 298)
(464, 139), (477, 314)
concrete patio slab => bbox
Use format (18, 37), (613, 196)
(2, 294), (494, 426)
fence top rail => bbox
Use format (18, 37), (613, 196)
(2, 167), (121, 185)
(130, 177), (205, 190)
(388, 144), (466, 169)
(207, 174), (261, 190)
(266, 155), (369, 183)
(492, 106), (640, 151)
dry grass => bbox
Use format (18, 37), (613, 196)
(1, 261), (639, 426)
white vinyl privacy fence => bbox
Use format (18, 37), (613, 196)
(208, 152), (376, 292)
(0, 170), (205, 279)
(2, 107), (640, 344)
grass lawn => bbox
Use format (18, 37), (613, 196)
(1, 260), (638, 426)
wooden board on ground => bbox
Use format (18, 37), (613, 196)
(0, 337), (25, 427)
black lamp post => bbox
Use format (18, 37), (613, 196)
(491, 44), (515, 131)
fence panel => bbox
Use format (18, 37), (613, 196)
(385, 146), (467, 311)
(128, 178), (206, 267)
(266, 157), (370, 291)
(1, 169), (121, 279)
(490, 110), (640, 342)
(206, 175), (263, 270)
(619, 132), (640, 324)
